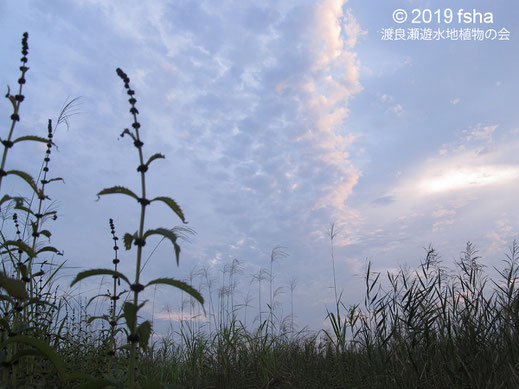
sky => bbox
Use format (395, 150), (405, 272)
(0, 0), (518, 334)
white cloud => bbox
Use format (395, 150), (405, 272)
(389, 103), (403, 115)
(419, 165), (519, 194)
(432, 219), (454, 233)
(432, 208), (456, 218)
(381, 94), (393, 103)
(154, 311), (208, 322)
(463, 123), (498, 143)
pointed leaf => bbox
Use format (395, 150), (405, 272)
(0, 272), (27, 300)
(145, 153), (165, 168)
(146, 277), (204, 306)
(38, 230), (52, 239)
(120, 128), (136, 141)
(3, 335), (66, 379)
(36, 246), (62, 256)
(123, 302), (138, 331)
(151, 197), (186, 223)
(45, 177), (64, 184)
(123, 232), (137, 250)
(12, 135), (55, 146)
(143, 228), (181, 265)
(11, 349), (46, 363)
(137, 320), (152, 351)
(17, 263), (28, 279)
(6, 88), (16, 109)
(86, 294), (110, 308)
(87, 315), (110, 325)
(0, 240), (36, 258)
(70, 269), (130, 287)
(14, 203), (34, 215)
(22, 297), (55, 310)
(0, 194), (12, 207)
(6, 170), (40, 195)
(97, 186), (138, 201)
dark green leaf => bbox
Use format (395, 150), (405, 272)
(6, 170), (41, 196)
(22, 298), (55, 310)
(0, 240), (36, 259)
(86, 294), (110, 308)
(137, 320), (152, 351)
(2, 335), (66, 379)
(146, 277), (204, 306)
(38, 229), (52, 239)
(70, 269), (130, 287)
(13, 201), (33, 215)
(123, 302), (138, 331)
(123, 232), (137, 250)
(6, 89), (16, 109)
(87, 315), (110, 325)
(0, 194), (12, 207)
(10, 349), (48, 364)
(12, 135), (55, 146)
(45, 177), (64, 184)
(17, 263), (28, 279)
(151, 197), (186, 223)
(143, 228), (181, 265)
(36, 246), (62, 256)
(145, 153), (165, 168)
(120, 128), (135, 140)
(97, 186), (138, 201)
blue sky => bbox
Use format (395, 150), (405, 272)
(1, 0), (518, 333)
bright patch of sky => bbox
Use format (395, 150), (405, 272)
(0, 0), (518, 332)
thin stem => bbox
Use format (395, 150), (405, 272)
(329, 223), (339, 307)
(116, 68), (147, 388)
(0, 33), (29, 193)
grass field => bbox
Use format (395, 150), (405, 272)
(2, 32), (519, 388)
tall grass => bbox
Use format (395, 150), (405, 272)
(2, 32), (519, 388)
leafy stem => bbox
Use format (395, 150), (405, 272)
(115, 68), (147, 386)
(0, 32), (29, 193)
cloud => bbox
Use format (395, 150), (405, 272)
(372, 195), (395, 206)
(463, 123), (498, 143)
(389, 103), (403, 115)
(432, 208), (456, 218)
(432, 219), (455, 233)
(54, 0), (367, 288)
(389, 122), (519, 201)
(381, 94), (393, 103)
(419, 164), (519, 194)
(154, 311), (208, 322)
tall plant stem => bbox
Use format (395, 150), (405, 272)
(129, 107), (147, 389)
(329, 223), (339, 307)
(0, 33), (29, 193)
